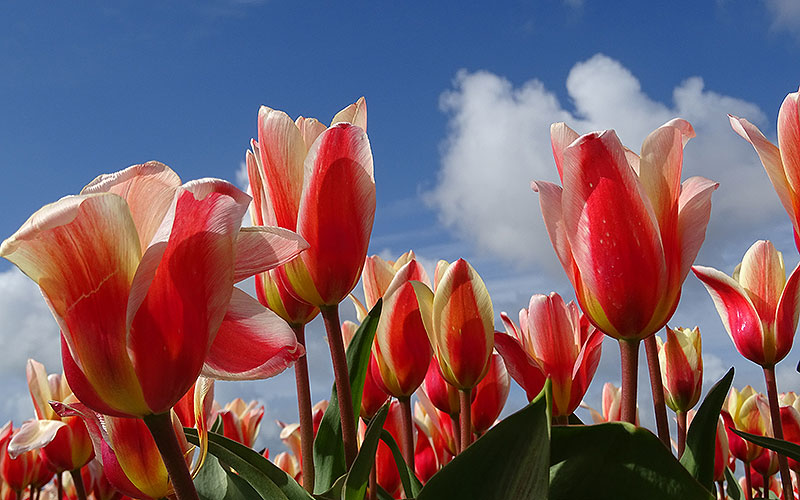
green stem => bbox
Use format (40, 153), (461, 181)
(290, 324), (315, 492)
(143, 412), (200, 500)
(619, 339), (640, 425)
(644, 334), (670, 447)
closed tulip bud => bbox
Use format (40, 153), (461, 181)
(470, 353), (510, 434)
(273, 452), (301, 483)
(413, 259), (494, 390)
(1, 423), (37, 494)
(362, 251), (417, 310)
(712, 414), (729, 482)
(219, 399), (264, 449)
(752, 448), (779, 478)
(361, 355), (390, 420)
(781, 405), (800, 472)
(693, 241), (800, 368)
(657, 326), (703, 412)
(496, 293), (601, 416)
(278, 422), (303, 464)
(724, 387), (768, 463)
(421, 356), (460, 416)
(584, 383), (639, 424)
(414, 423), (439, 484)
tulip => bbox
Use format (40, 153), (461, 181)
(218, 399), (264, 449)
(82, 459), (123, 500)
(273, 452), (301, 484)
(582, 382), (639, 425)
(496, 293), (602, 420)
(694, 241), (800, 495)
(7, 360), (93, 486)
(416, 393), (457, 462)
(1, 423), (38, 497)
(730, 91), (800, 252)
(536, 119), (718, 431)
(470, 353), (510, 435)
(372, 402), (403, 499)
(657, 326), (703, 456)
(413, 258), (494, 451)
(414, 423), (439, 484)
(248, 99), (374, 467)
(421, 356), (460, 417)
(712, 414), (730, 484)
(781, 405), (800, 473)
(361, 355), (390, 420)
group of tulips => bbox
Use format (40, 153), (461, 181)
(3, 86), (800, 499)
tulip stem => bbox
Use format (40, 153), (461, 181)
(70, 469), (87, 500)
(450, 414), (462, 455)
(459, 390), (472, 451)
(619, 339), (640, 425)
(676, 410), (687, 457)
(368, 466), (377, 500)
(57, 472), (63, 500)
(763, 366), (794, 499)
(744, 463), (753, 500)
(320, 305), (358, 468)
(398, 396), (415, 473)
(762, 473), (769, 498)
(143, 412), (200, 500)
(290, 324), (316, 492)
(644, 334), (670, 447)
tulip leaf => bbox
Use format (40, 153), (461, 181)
(341, 405), (388, 500)
(194, 453), (264, 500)
(313, 299), (382, 493)
(415, 380), (551, 500)
(379, 430), (424, 497)
(731, 428), (800, 462)
(725, 467), (743, 500)
(185, 428), (313, 500)
(550, 422), (713, 500)
(680, 367), (734, 491)
(567, 413), (584, 425)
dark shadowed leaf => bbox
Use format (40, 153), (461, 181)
(194, 454), (263, 500)
(380, 430), (423, 498)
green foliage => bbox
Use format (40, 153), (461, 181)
(313, 300), (382, 493)
(379, 430), (423, 497)
(341, 405), (388, 500)
(732, 428), (800, 462)
(194, 454), (263, 500)
(680, 368), (734, 491)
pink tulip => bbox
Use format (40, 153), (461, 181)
(249, 99), (375, 308)
(730, 91), (800, 251)
(421, 356), (460, 417)
(470, 353), (509, 434)
(657, 326), (703, 412)
(583, 383), (639, 425)
(0, 163), (306, 417)
(781, 405), (800, 473)
(535, 120), (717, 340)
(693, 240), (800, 368)
(218, 399), (264, 449)
(496, 293), (602, 417)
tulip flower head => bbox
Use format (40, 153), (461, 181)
(724, 386), (768, 463)
(536, 119), (718, 340)
(657, 326), (703, 413)
(0, 163), (307, 417)
(693, 240), (800, 368)
(583, 383), (639, 424)
(248, 98), (375, 308)
(218, 399), (264, 449)
(496, 293), (602, 416)
(421, 356), (460, 417)
(470, 352), (510, 434)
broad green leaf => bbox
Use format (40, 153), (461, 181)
(550, 423), (713, 500)
(732, 429), (800, 462)
(194, 454), (263, 500)
(210, 414), (224, 434)
(185, 428), (313, 500)
(415, 380), (551, 500)
(379, 431), (423, 498)
(725, 467), (743, 500)
(680, 367), (734, 491)
(342, 405), (388, 500)
(567, 413), (584, 425)
(314, 300), (382, 493)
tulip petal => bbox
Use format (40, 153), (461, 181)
(525, 293), (575, 381)
(26, 359), (54, 421)
(738, 241), (786, 327)
(104, 415), (170, 499)
(692, 265), (766, 365)
(550, 122), (580, 181)
(7, 420), (66, 459)
(676, 176), (718, 283)
(774, 262), (800, 364)
(499, 312), (521, 339)
(561, 131), (667, 338)
(363, 255), (397, 309)
(331, 97), (367, 132)
(202, 288), (303, 380)
(246, 145), (275, 226)
(257, 107), (307, 230)
(730, 115), (796, 222)
(81, 162), (181, 252)
(411, 281), (436, 346)
(493, 331), (546, 401)
(569, 329), (603, 413)
(778, 91), (800, 195)
(0, 194), (148, 416)
(233, 227), (308, 283)
(531, 180), (576, 286)
(295, 117), (327, 151)
(288, 123), (376, 306)
(127, 180), (249, 414)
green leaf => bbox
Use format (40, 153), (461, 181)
(725, 467), (743, 500)
(210, 414), (224, 435)
(731, 428), (800, 462)
(379, 431), (423, 498)
(341, 405), (388, 500)
(567, 413), (584, 425)
(550, 422), (713, 500)
(313, 300), (382, 493)
(185, 428), (313, 500)
(415, 380), (551, 500)
(194, 454), (264, 500)
(680, 367), (734, 491)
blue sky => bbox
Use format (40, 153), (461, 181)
(3, 0), (800, 452)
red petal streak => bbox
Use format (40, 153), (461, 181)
(775, 262), (800, 365)
(493, 331), (546, 401)
(778, 91), (800, 194)
(203, 288), (303, 380)
(676, 177), (718, 284)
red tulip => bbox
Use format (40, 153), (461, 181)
(273, 452), (301, 483)
(536, 120), (717, 340)
(583, 383), (639, 424)
(0, 423), (37, 494)
(218, 399), (264, 449)
(249, 99), (375, 307)
(730, 91), (800, 251)
(415, 394), (457, 460)
(657, 326), (703, 412)
(781, 405), (800, 472)
(414, 423), (439, 484)
(375, 402), (403, 498)
(361, 355), (390, 420)
(82, 459), (124, 500)
(693, 240), (800, 368)
(470, 353), (509, 434)
(421, 356), (460, 417)
(413, 259), (494, 390)
(496, 293), (601, 416)
(724, 387), (767, 464)
(0, 163), (306, 417)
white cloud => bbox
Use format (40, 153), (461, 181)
(766, 0), (800, 32)
(433, 54), (780, 274)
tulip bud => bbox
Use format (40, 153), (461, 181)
(657, 326), (703, 412)
(781, 405), (800, 472)
(470, 353), (510, 434)
(361, 355), (390, 420)
(219, 399), (264, 448)
(422, 356), (460, 416)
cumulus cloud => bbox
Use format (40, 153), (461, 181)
(433, 54), (781, 273)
